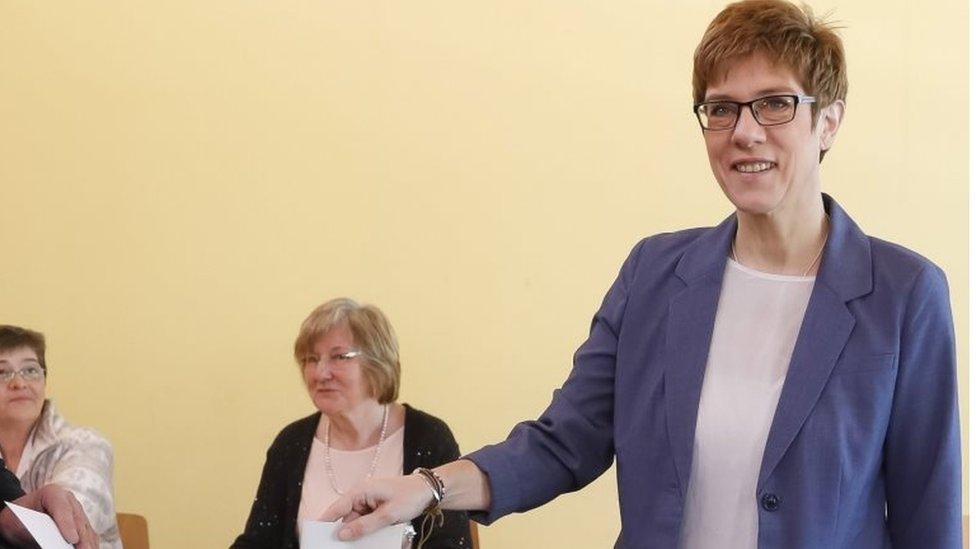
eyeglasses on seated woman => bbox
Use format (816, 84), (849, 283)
(231, 298), (472, 549)
(0, 325), (121, 549)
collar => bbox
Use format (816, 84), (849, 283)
(674, 193), (872, 301)
(27, 399), (63, 453)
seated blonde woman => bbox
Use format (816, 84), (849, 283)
(0, 326), (121, 549)
(232, 298), (471, 549)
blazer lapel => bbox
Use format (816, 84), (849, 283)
(665, 213), (735, 495)
(664, 273), (725, 495)
(755, 283), (853, 488)
(757, 194), (873, 489)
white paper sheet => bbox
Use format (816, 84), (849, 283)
(299, 520), (405, 549)
(4, 502), (72, 549)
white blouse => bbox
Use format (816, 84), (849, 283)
(679, 259), (815, 549)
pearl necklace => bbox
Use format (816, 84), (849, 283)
(324, 404), (390, 496)
(731, 215), (830, 277)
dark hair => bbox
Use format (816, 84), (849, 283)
(0, 325), (46, 370)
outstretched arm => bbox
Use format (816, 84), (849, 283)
(323, 459), (489, 541)
(324, 239), (647, 541)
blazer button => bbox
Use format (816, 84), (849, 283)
(761, 493), (780, 512)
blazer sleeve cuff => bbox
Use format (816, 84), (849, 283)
(463, 445), (521, 525)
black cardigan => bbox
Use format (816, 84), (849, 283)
(231, 405), (472, 549)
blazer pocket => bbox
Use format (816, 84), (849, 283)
(832, 353), (895, 375)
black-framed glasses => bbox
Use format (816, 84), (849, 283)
(693, 94), (816, 131)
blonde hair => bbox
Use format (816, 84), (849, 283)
(294, 298), (400, 404)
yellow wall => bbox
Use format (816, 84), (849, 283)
(0, 1), (966, 547)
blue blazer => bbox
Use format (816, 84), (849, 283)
(467, 195), (961, 548)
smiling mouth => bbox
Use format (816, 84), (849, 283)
(734, 161), (775, 173)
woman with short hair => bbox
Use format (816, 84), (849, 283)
(232, 298), (471, 549)
(0, 325), (121, 549)
(320, 2), (962, 548)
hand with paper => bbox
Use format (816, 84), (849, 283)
(322, 473), (435, 542)
(0, 485), (98, 548)
(323, 460), (490, 543)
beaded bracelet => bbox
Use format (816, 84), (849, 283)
(412, 467), (446, 548)
(412, 467), (445, 511)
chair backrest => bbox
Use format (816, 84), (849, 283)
(469, 520), (480, 549)
(116, 513), (149, 549)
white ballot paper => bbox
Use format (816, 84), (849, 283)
(4, 502), (72, 549)
(300, 520), (404, 549)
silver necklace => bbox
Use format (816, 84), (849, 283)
(324, 403), (390, 495)
(731, 215), (830, 277)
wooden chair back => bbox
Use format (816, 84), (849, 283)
(116, 513), (149, 549)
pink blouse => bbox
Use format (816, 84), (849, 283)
(296, 423), (405, 536)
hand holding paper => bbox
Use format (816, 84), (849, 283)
(4, 502), (72, 549)
(0, 485), (97, 549)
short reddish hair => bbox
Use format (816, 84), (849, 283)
(693, 0), (847, 122)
